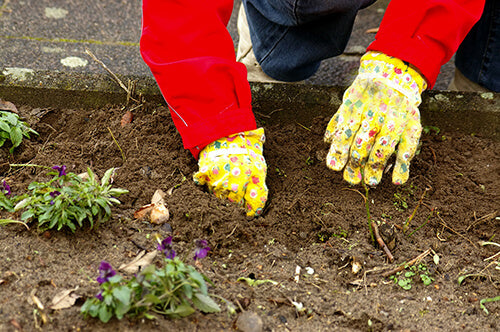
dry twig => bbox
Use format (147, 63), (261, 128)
(381, 249), (431, 278)
(372, 221), (394, 262)
(85, 48), (140, 104)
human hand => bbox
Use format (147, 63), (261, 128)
(193, 128), (268, 217)
(324, 52), (427, 186)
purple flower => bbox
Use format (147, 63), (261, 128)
(1, 180), (11, 195)
(51, 165), (67, 177)
(157, 236), (176, 259)
(96, 261), (116, 284)
(95, 291), (103, 301)
(193, 239), (210, 261)
(49, 190), (61, 205)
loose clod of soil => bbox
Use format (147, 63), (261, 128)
(0, 102), (499, 331)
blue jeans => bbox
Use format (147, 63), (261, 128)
(242, 0), (376, 82)
(455, 0), (500, 92)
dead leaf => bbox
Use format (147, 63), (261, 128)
(151, 203), (169, 224)
(50, 286), (80, 310)
(0, 99), (18, 113)
(121, 110), (133, 127)
(134, 203), (154, 219)
(151, 189), (166, 205)
(118, 250), (157, 274)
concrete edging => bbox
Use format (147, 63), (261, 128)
(1, 68), (499, 140)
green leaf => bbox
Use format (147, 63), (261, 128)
(189, 270), (208, 294)
(98, 305), (113, 323)
(192, 293), (221, 313)
(9, 126), (23, 148)
(20, 210), (35, 221)
(112, 287), (132, 307)
(170, 303), (195, 317)
(142, 293), (161, 305)
(4, 112), (18, 126)
(114, 300), (130, 319)
(101, 168), (115, 186)
(0, 120), (10, 133)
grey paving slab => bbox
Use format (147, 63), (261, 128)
(0, 0), (454, 90)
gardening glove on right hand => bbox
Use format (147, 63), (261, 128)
(193, 128), (268, 217)
(324, 51), (427, 186)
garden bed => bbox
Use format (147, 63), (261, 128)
(0, 97), (499, 331)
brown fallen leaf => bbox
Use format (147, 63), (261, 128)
(118, 250), (157, 274)
(0, 99), (18, 113)
(50, 286), (80, 310)
(121, 110), (133, 127)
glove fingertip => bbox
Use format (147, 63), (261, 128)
(244, 184), (268, 218)
(343, 166), (362, 185)
(392, 161), (410, 185)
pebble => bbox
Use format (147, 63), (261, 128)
(236, 311), (263, 332)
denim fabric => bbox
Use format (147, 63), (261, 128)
(242, 0), (376, 81)
(455, 0), (500, 92)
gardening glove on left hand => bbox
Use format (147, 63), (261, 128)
(193, 128), (268, 217)
(324, 51), (427, 186)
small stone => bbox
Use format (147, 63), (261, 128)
(236, 311), (263, 332)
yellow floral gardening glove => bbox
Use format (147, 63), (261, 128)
(193, 128), (268, 217)
(324, 52), (427, 186)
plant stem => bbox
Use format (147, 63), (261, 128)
(403, 188), (429, 233)
(360, 176), (375, 245)
(107, 127), (126, 162)
(408, 208), (434, 237)
(0, 219), (30, 230)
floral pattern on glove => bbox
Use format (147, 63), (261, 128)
(193, 128), (268, 217)
(324, 52), (427, 186)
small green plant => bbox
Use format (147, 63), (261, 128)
(390, 263), (434, 290)
(0, 180), (13, 212)
(422, 125), (440, 135)
(81, 237), (231, 322)
(13, 165), (128, 232)
(393, 192), (408, 210)
(0, 111), (38, 153)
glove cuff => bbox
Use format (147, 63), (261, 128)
(359, 52), (427, 105)
(199, 127), (265, 161)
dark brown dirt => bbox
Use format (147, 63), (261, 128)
(0, 101), (499, 331)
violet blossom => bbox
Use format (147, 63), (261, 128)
(96, 261), (116, 284)
(157, 236), (176, 259)
(49, 190), (61, 205)
(1, 180), (11, 195)
(193, 239), (210, 260)
(51, 165), (67, 177)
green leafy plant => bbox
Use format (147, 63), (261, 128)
(0, 111), (38, 153)
(81, 237), (232, 322)
(390, 263), (434, 290)
(0, 180), (14, 212)
(13, 165), (128, 232)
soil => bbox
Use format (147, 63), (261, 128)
(0, 101), (499, 332)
